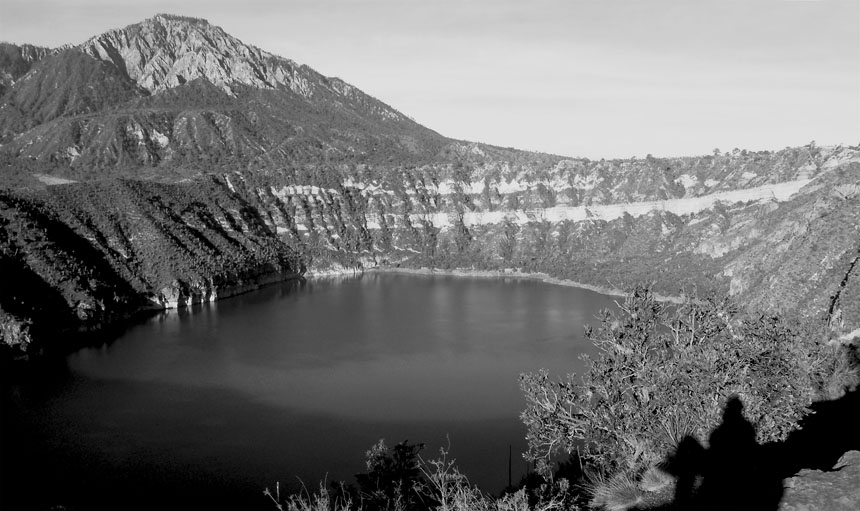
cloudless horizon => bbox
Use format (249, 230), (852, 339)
(1, 0), (858, 159)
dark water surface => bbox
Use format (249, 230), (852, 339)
(1, 273), (616, 510)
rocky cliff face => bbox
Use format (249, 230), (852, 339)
(0, 49), (146, 139)
(79, 13), (397, 115)
(228, 144), (860, 337)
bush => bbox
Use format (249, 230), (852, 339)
(355, 440), (429, 511)
(267, 440), (574, 511)
(520, 285), (841, 475)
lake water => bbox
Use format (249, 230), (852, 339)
(1, 273), (617, 510)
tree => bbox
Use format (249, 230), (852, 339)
(520, 286), (837, 476)
(498, 217), (519, 265)
(355, 440), (430, 511)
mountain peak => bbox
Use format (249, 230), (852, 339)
(76, 14), (291, 94)
(150, 13), (211, 25)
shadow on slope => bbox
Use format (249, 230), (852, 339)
(643, 389), (860, 510)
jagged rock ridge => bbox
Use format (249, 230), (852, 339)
(79, 14), (389, 106)
(1, 15), (859, 355)
(0, 14), (447, 171)
(2, 144), (859, 351)
(0, 49), (146, 139)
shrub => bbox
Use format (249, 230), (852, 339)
(355, 439), (430, 511)
(267, 440), (575, 511)
(520, 285), (839, 475)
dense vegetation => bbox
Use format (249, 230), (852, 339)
(521, 286), (855, 467)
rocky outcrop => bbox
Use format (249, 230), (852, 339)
(76, 13), (409, 121)
(0, 310), (33, 351)
(779, 451), (860, 511)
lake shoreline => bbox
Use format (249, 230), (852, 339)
(367, 266), (685, 303)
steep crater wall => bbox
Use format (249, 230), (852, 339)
(2, 145), (859, 353)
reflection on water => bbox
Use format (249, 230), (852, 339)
(2, 273), (616, 510)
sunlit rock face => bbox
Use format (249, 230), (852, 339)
(76, 13), (405, 122)
(79, 14), (300, 95)
(780, 451), (860, 511)
(0, 14), (436, 170)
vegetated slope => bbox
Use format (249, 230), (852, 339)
(0, 49), (146, 140)
(0, 43), (52, 96)
(720, 164), (860, 334)
(0, 178), (301, 351)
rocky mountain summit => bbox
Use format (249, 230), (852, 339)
(76, 14), (405, 113)
(0, 14), (447, 175)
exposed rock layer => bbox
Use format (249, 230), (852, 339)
(2, 148), (859, 352)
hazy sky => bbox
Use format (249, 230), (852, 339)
(1, 0), (858, 158)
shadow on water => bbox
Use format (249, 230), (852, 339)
(643, 389), (860, 510)
(1, 376), (362, 511)
(2, 276), (314, 367)
(0, 274), (617, 509)
(1, 358), (528, 510)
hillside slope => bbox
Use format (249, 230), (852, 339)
(0, 43), (52, 96)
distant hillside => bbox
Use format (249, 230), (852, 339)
(0, 43), (52, 96)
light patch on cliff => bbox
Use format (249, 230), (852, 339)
(416, 178), (813, 229)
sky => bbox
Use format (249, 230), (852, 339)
(1, 0), (858, 159)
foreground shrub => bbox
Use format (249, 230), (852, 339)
(355, 440), (430, 511)
(267, 440), (574, 511)
(520, 285), (847, 475)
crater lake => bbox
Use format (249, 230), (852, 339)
(1, 273), (617, 510)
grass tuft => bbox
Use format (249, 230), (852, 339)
(584, 470), (644, 511)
